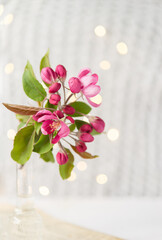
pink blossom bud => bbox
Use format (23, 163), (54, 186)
(68, 77), (81, 93)
(89, 116), (105, 133)
(49, 82), (61, 93)
(80, 124), (93, 133)
(79, 132), (94, 142)
(63, 105), (75, 115)
(53, 110), (64, 119)
(76, 141), (87, 152)
(49, 94), (61, 105)
(41, 67), (57, 84)
(56, 151), (68, 165)
(55, 65), (67, 81)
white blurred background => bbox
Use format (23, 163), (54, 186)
(0, 0), (162, 239)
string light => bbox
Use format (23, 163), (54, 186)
(107, 128), (119, 141)
(68, 171), (77, 181)
(90, 94), (102, 105)
(96, 174), (108, 184)
(7, 129), (16, 140)
(5, 63), (14, 74)
(116, 42), (128, 55)
(77, 161), (87, 171)
(39, 186), (50, 196)
(3, 14), (14, 25)
(0, 4), (4, 16)
(99, 60), (111, 70)
(94, 25), (106, 37)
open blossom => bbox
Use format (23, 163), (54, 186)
(76, 141), (87, 152)
(78, 68), (101, 107)
(49, 94), (61, 105)
(68, 77), (81, 93)
(33, 110), (70, 143)
(55, 65), (67, 81)
(88, 116), (105, 133)
(56, 151), (68, 165)
(41, 67), (57, 84)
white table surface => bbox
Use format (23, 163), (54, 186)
(1, 197), (162, 240)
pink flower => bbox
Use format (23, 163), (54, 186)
(63, 105), (75, 115)
(41, 119), (60, 135)
(68, 77), (81, 93)
(33, 110), (54, 122)
(56, 151), (68, 165)
(49, 82), (61, 93)
(78, 68), (101, 107)
(49, 94), (61, 105)
(41, 67), (57, 84)
(88, 116), (105, 133)
(79, 132), (94, 142)
(55, 65), (67, 82)
(52, 121), (70, 144)
(65, 116), (75, 124)
(76, 141), (87, 152)
(80, 124), (93, 133)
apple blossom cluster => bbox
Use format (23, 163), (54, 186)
(32, 65), (105, 165)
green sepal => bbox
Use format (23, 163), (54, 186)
(40, 49), (51, 72)
(69, 123), (76, 132)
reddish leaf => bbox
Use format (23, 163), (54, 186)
(70, 144), (98, 159)
(3, 103), (43, 115)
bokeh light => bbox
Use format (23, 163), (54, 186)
(100, 60), (111, 70)
(107, 128), (119, 141)
(90, 94), (102, 105)
(7, 129), (16, 140)
(0, 4), (4, 16)
(5, 63), (14, 74)
(3, 14), (14, 25)
(116, 42), (128, 55)
(68, 171), (77, 181)
(77, 161), (87, 171)
(96, 174), (108, 184)
(39, 186), (50, 196)
(94, 25), (106, 37)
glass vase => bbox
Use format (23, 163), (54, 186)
(8, 161), (43, 240)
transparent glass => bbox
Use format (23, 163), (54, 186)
(8, 161), (43, 240)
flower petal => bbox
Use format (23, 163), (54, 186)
(58, 121), (70, 138)
(86, 97), (101, 107)
(78, 68), (91, 79)
(66, 116), (75, 124)
(38, 114), (55, 122)
(91, 74), (98, 84)
(33, 110), (53, 121)
(52, 134), (60, 144)
(82, 84), (101, 97)
(41, 120), (56, 135)
(79, 76), (95, 88)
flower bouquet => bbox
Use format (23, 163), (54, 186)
(3, 50), (105, 239)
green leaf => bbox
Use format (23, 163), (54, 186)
(16, 114), (34, 123)
(33, 134), (53, 154)
(40, 150), (55, 163)
(69, 101), (91, 117)
(75, 120), (88, 130)
(59, 149), (74, 180)
(70, 144), (98, 159)
(23, 61), (47, 101)
(11, 125), (35, 164)
(34, 122), (42, 135)
(17, 122), (25, 131)
(45, 100), (57, 111)
(40, 50), (51, 72)
(69, 123), (75, 132)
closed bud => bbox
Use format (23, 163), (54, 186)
(63, 105), (75, 115)
(76, 141), (87, 152)
(80, 124), (93, 133)
(56, 151), (68, 165)
(41, 67), (57, 84)
(79, 132), (94, 142)
(49, 82), (61, 93)
(49, 94), (61, 105)
(55, 65), (67, 81)
(68, 77), (81, 93)
(88, 116), (105, 133)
